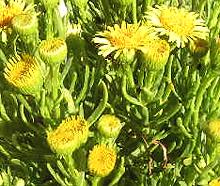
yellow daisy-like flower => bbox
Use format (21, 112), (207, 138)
(93, 21), (153, 63)
(4, 54), (43, 95)
(0, 0), (34, 28)
(146, 5), (209, 48)
(88, 144), (117, 177)
(47, 116), (89, 154)
(209, 178), (220, 186)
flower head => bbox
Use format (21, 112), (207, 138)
(140, 37), (170, 70)
(146, 5), (209, 48)
(206, 120), (220, 142)
(209, 178), (220, 186)
(93, 21), (153, 63)
(47, 116), (89, 154)
(88, 144), (117, 177)
(12, 13), (38, 36)
(0, 0), (34, 29)
(97, 114), (123, 138)
(38, 38), (67, 65)
(4, 54), (43, 95)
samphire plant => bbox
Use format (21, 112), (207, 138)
(1, 0), (220, 185)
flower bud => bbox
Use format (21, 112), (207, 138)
(12, 13), (38, 36)
(117, 48), (136, 65)
(190, 39), (209, 58)
(140, 38), (170, 70)
(4, 54), (43, 96)
(38, 38), (67, 65)
(47, 116), (89, 154)
(97, 114), (122, 138)
(88, 144), (117, 177)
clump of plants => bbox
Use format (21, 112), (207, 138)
(0, 0), (220, 185)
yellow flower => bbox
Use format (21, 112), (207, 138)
(0, 0), (34, 28)
(146, 5), (209, 48)
(38, 38), (67, 65)
(209, 178), (220, 186)
(140, 37), (170, 70)
(93, 21), (153, 63)
(88, 144), (117, 177)
(47, 116), (89, 154)
(206, 120), (220, 142)
(97, 114), (123, 138)
(4, 54), (43, 95)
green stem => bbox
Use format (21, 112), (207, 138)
(49, 65), (61, 118)
(87, 81), (108, 126)
(132, 0), (137, 23)
(0, 94), (10, 121)
(141, 0), (147, 13)
(109, 157), (125, 186)
(92, 177), (101, 186)
(51, 65), (60, 101)
(47, 163), (67, 186)
(101, 0), (111, 23)
(75, 65), (90, 105)
(144, 70), (154, 89)
(46, 8), (54, 39)
(125, 65), (135, 89)
(53, 8), (65, 38)
(63, 154), (87, 186)
(122, 75), (143, 106)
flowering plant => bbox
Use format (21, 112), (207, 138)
(0, 0), (220, 185)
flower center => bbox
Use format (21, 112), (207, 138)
(0, 6), (23, 28)
(159, 7), (194, 36)
(8, 58), (35, 83)
(108, 24), (148, 49)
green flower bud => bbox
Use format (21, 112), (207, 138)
(140, 38), (170, 70)
(38, 38), (67, 65)
(97, 114), (123, 138)
(117, 49), (136, 65)
(190, 39), (209, 58)
(4, 54), (43, 96)
(47, 116), (89, 154)
(12, 13), (38, 36)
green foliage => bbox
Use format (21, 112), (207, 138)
(0, 0), (220, 185)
